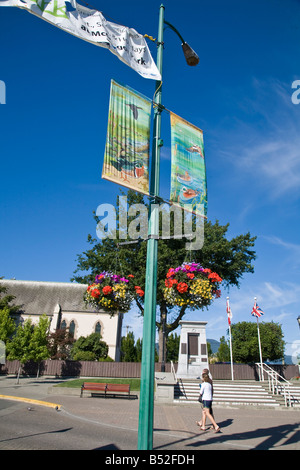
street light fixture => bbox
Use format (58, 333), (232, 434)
(164, 20), (200, 66)
(137, 4), (199, 451)
(297, 315), (300, 329)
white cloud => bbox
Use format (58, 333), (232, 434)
(219, 78), (300, 199)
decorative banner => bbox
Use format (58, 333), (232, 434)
(102, 80), (151, 195)
(0, 0), (161, 81)
(170, 112), (207, 217)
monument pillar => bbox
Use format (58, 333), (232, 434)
(177, 320), (209, 379)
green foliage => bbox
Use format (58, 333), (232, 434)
(121, 331), (136, 362)
(231, 321), (285, 363)
(135, 337), (143, 362)
(6, 315), (51, 365)
(6, 318), (34, 364)
(72, 189), (257, 362)
(71, 333), (109, 361)
(217, 336), (231, 362)
(47, 328), (75, 360)
(0, 282), (21, 344)
(0, 307), (16, 343)
(29, 314), (51, 363)
(166, 333), (180, 362)
(0, 281), (22, 316)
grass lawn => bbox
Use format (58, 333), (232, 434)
(55, 378), (141, 391)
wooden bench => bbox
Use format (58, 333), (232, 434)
(80, 382), (131, 399)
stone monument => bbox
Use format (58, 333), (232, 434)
(176, 320), (209, 379)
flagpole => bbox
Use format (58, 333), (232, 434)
(227, 297), (234, 381)
(255, 297), (264, 381)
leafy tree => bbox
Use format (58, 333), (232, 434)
(207, 341), (212, 360)
(72, 189), (256, 364)
(231, 321), (285, 363)
(30, 314), (51, 377)
(135, 337), (143, 362)
(6, 318), (34, 383)
(0, 307), (16, 344)
(71, 333), (109, 361)
(6, 315), (52, 381)
(0, 282), (22, 345)
(166, 333), (180, 362)
(47, 328), (75, 360)
(0, 281), (22, 316)
(121, 331), (136, 362)
(217, 335), (230, 362)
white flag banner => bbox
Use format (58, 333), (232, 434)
(0, 0), (161, 81)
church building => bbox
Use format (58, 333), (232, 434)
(1, 279), (123, 361)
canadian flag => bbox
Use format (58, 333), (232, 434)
(226, 298), (232, 326)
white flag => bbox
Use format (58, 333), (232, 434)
(0, 0), (161, 81)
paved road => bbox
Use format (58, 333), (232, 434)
(0, 376), (300, 452)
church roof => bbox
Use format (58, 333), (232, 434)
(0, 279), (96, 315)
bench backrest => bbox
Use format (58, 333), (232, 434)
(106, 383), (130, 392)
(82, 382), (107, 390)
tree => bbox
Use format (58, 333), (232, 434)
(0, 281), (22, 345)
(0, 281), (22, 316)
(6, 315), (52, 381)
(231, 321), (285, 363)
(70, 333), (109, 361)
(30, 314), (51, 377)
(121, 331), (136, 362)
(135, 337), (143, 362)
(166, 333), (180, 362)
(217, 336), (230, 362)
(72, 189), (257, 364)
(0, 307), (16, 344)
(47, 328), (75, 360)
(6, 318), (34, 383)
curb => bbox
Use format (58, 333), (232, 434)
(0, 394), (61, 410)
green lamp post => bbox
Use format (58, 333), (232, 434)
(137, 4), (199, 451)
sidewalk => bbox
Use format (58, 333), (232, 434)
(0, 376), (299, 450)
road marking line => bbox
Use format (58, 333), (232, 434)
(0, 395), (61, 410)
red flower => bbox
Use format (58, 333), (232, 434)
(177, 282), (188, 293)
(128, 274), (134, 278)
(186, 273), (195, 279)
(135, 286), (144, 297)
(165, 279), (178, 288)
(91, 288), (100, 298)
(208, 272), (222, 283)
(166, 269), (175, 278)
(102, 286), (112, 295)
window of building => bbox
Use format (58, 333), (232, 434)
(69, 320), (76, 338)
(95, 322), (101, 335)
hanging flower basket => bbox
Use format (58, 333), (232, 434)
(84, 272), (144, 314)
(163, 262), (222, 309)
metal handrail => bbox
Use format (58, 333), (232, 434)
(170, 360), (177, 381)
(256, 363), (292, 406)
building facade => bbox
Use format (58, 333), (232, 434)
(1, 279), (123, 361)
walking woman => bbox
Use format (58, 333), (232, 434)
(197, 374), (220, 433)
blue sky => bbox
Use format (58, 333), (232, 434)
(1, 0), (300, 362)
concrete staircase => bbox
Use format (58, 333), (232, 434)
(266, 382), (300, 408)
(174, 379), (283, 408)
